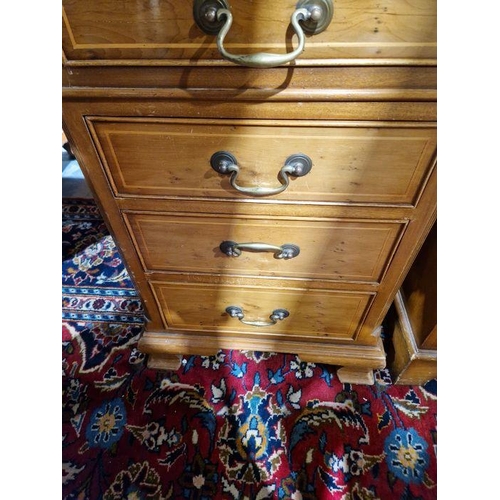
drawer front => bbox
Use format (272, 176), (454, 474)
(63, 0), (436, 62)
(151, 280), (374, 341)
(89, 118), (436, 205)
(126, 212), (404, 283)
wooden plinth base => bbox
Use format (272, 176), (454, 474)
(388, 291), (437, 385)
(138, 329), (386, 385)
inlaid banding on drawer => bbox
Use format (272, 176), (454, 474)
(124, 212), (405, 283)
(151, 281), (375, 341)
(89, 118), (436, 205)
(63, 0), (436, 61)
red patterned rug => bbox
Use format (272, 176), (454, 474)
(62, 198), (437, 499)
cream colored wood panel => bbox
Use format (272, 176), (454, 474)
(151, 281), (374, 340)
(89, 118), (436, 205)
(125, 211), (405, 283)
(62, 0), (436, 61)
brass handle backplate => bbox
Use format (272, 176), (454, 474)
(194, 0), (334, 68)
(220, 241), (300, 259)
(210, 151), (312, 196)
(225, 306), (290, 327)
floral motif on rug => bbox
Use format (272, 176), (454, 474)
(63, 198), (142, 327)
(62, 199), (437, 499)
(63, 198), (110, 260)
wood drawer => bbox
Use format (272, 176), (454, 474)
(150, 279), (374, 341)
(63, 0), (436, 62)
(89, 117), (436, 205)
(125, 211), (405, 283)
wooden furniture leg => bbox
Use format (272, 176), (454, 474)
(337, 367), (375, 385)
(147, 353), (183, 371)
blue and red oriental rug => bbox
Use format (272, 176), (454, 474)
(62, 198), (437, 499)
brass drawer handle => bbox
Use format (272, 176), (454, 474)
(220, 240), (300, 259)
(225, 306), (289, 327)
(194, 0), (333, 68)
(210, 151), (312, 196)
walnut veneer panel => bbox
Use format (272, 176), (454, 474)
(89, 118), (436, 205)
(62, 0), (436, 61)
(125, 211), (404, 283)
(151, 280), (374, 341)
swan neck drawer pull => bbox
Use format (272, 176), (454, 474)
(225, 306), (290, 327)
(210, 151), (312, 196)
(193, 0), (334, 68)
(220, 241), (300, 259)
